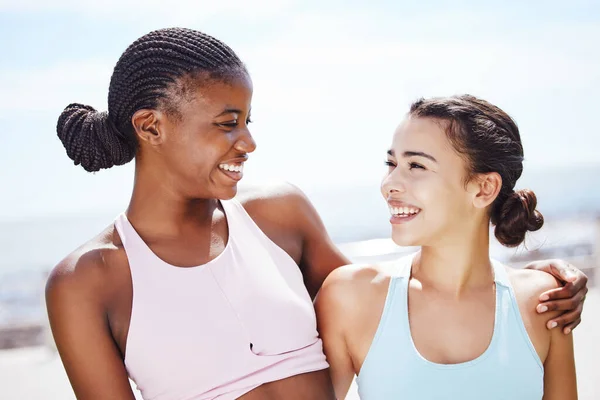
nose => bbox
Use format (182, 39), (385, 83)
(234, 126), (257, 154)
(381, 168), (407, 197)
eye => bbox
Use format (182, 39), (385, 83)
(218, 120), (238, 128)
(384, 160), (396, 167)
(246, 116), (253, 124)
(408, 162), (425, 170)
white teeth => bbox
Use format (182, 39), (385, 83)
(219, 163), (243, 173)
(389, 206), (420, 216)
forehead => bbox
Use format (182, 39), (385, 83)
(179, 73), (253, 115)
(391, 116), (455, 157)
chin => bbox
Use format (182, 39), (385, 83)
(390, 227), (424, 247)
(215, 185), (238, 200)
(391, 234), (419, 247)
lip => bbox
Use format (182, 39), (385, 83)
(218, 156), (248, 183)
(390, 212), (419, 224)
(221, 155), (249, 165)
(387, 198), (421, 225)
(219, 167), (243, 182)
(387, 199), (419, 209)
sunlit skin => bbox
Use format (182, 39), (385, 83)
(315, 117), (577, 400)
(46, 77), (586, 400)
(46, 74), (341, 400)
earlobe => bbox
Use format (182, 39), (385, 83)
(132, 109), (164, 145)
(472, 172), (502, 209)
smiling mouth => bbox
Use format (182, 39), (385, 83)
(219, 163), (244, 173)
(389, 206), (421, 217)
(218, 163), (244, 181)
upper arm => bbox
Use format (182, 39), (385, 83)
(315, 268), (358, 399)
(508, 267), (577, 399)
(542, 326), (577, 400)
(46, 253), (135, 400)
(240, 182), (350, 298)
(284, 183), (350, 297)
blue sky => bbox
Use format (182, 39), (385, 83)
(1, 0), (599, 220)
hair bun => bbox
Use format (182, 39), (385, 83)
(56, 103), (136, 172)
(494, 189), (544, 247)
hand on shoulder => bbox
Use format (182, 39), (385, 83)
(507, 266), (561, 320)
(506, 266), (562, 363)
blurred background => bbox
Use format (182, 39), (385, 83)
(1, 0), (598, 399)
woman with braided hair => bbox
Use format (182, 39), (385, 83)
(47, 28), (587, 400)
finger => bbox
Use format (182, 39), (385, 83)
(563, 318), (582, 335)
(537, 287), (587, 313)
(569, 269), (589, 292)
(539, 282), (578, 302)
(546, 305), (583, 331)
(545, 260), (581, 283)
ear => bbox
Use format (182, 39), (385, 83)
(131, 109), (166, 146)
(468, 172), (502, 209)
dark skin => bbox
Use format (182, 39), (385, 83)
(46, 73), (588, 399)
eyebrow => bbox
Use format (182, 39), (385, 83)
(214, 106), (252, 118)
(215, 108), (242, 118)
(387, 149), (438, 163)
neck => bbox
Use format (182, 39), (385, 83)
(412, 221), (494, 297)
(126, 164), (218, 235)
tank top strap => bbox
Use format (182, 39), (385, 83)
(219, 197), (275, 249)
(219, 198), (244, 238)
(491, 259), (512, 289)
(114, 213), (150, 265)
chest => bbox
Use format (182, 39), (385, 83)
(407, 286), (496, 364)
(106, 210), (305, 359)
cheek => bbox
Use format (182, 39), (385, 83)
(414, 177), (462, 222)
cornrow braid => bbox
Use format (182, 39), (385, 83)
(57, 27), (246, 172)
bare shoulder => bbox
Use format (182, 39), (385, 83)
(46, 225), (128, 306)
(322, 262), (392, 292)
(317, 262), (396, 315)
(505, 265), (561, 362)
(236, 181), (313, 221)
(506, 265), (561, 306)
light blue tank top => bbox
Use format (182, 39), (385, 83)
(356, 254), (544, 400)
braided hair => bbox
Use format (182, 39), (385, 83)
(57, 28), (246, 172)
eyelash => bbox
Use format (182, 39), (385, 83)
(409, 162), (425, 170)
(384, 161), (425, 170)
(220, 118), (253, 128)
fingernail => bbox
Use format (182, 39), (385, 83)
(549, 321), (558, 329)
(540, 295), (549, 301)
(564, 328), (572, 334)
(537, 305), (548, 313)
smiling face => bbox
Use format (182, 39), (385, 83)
(381, 116), (480, 247)
(136, 72), (256, 200)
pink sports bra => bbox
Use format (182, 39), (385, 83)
(114, 198), (329, 399)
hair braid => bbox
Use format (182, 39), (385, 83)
(57, 27), (246, 172)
